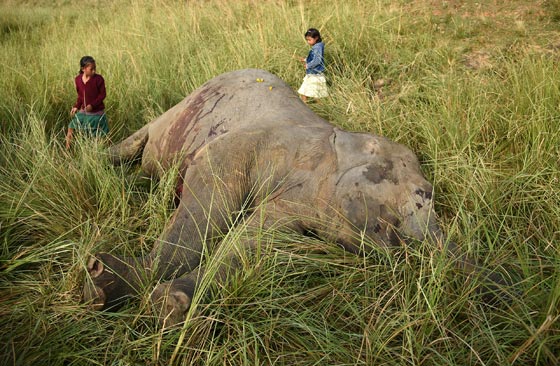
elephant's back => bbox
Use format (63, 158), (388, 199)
(141, 69), (328, 173)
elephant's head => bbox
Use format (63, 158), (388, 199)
(331, 129), (444, 250)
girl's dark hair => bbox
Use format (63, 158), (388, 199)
(304, 28), (322, 42)
(79, 56), (95, 74)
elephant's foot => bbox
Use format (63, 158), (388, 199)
(83, 253), (141, 311)
(151, 281), (195, 328)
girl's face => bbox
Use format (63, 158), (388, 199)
(306, 36), (318, 46)
(82, 62), (96, 77)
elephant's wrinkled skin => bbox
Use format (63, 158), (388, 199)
(84, 69), (458, 326)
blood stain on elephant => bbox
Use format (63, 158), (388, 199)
(166, 87), (226, 155)
(208, 120), (228, 138)
(198, 93), (225, 121)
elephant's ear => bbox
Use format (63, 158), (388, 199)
(332, 129), (422, 183)
(332, 129), (382, 174)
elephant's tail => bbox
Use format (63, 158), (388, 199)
(107, 123), (150, 165)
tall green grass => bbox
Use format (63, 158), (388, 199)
(1, 0), (559, 365)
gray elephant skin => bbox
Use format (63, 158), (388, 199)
(84, 69), (461, 327)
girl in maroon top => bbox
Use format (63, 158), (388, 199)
(66, 56), (109, 149)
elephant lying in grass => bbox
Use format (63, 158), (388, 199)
(83, 69), (503, 326)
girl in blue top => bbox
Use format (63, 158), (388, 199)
(297, 28), (328, 102)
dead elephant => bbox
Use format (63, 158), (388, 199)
(83, 69), (490, 326)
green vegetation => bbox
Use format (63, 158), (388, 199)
(1, 0), (559, 365)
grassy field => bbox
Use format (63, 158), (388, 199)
(1, 0), (559, 365)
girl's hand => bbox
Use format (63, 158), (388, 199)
(85, 104), (93, 112)
(70, 107), (78, 116)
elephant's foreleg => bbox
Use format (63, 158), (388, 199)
(151, 207), (303, 327)
(150, 237), (262, 327)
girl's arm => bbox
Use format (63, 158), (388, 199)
(305, 44), (324, 69)
(90, 76), (106, 109)
(73, 78), (83, 109)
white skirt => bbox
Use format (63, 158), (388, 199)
(298, 74), (328, 98)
